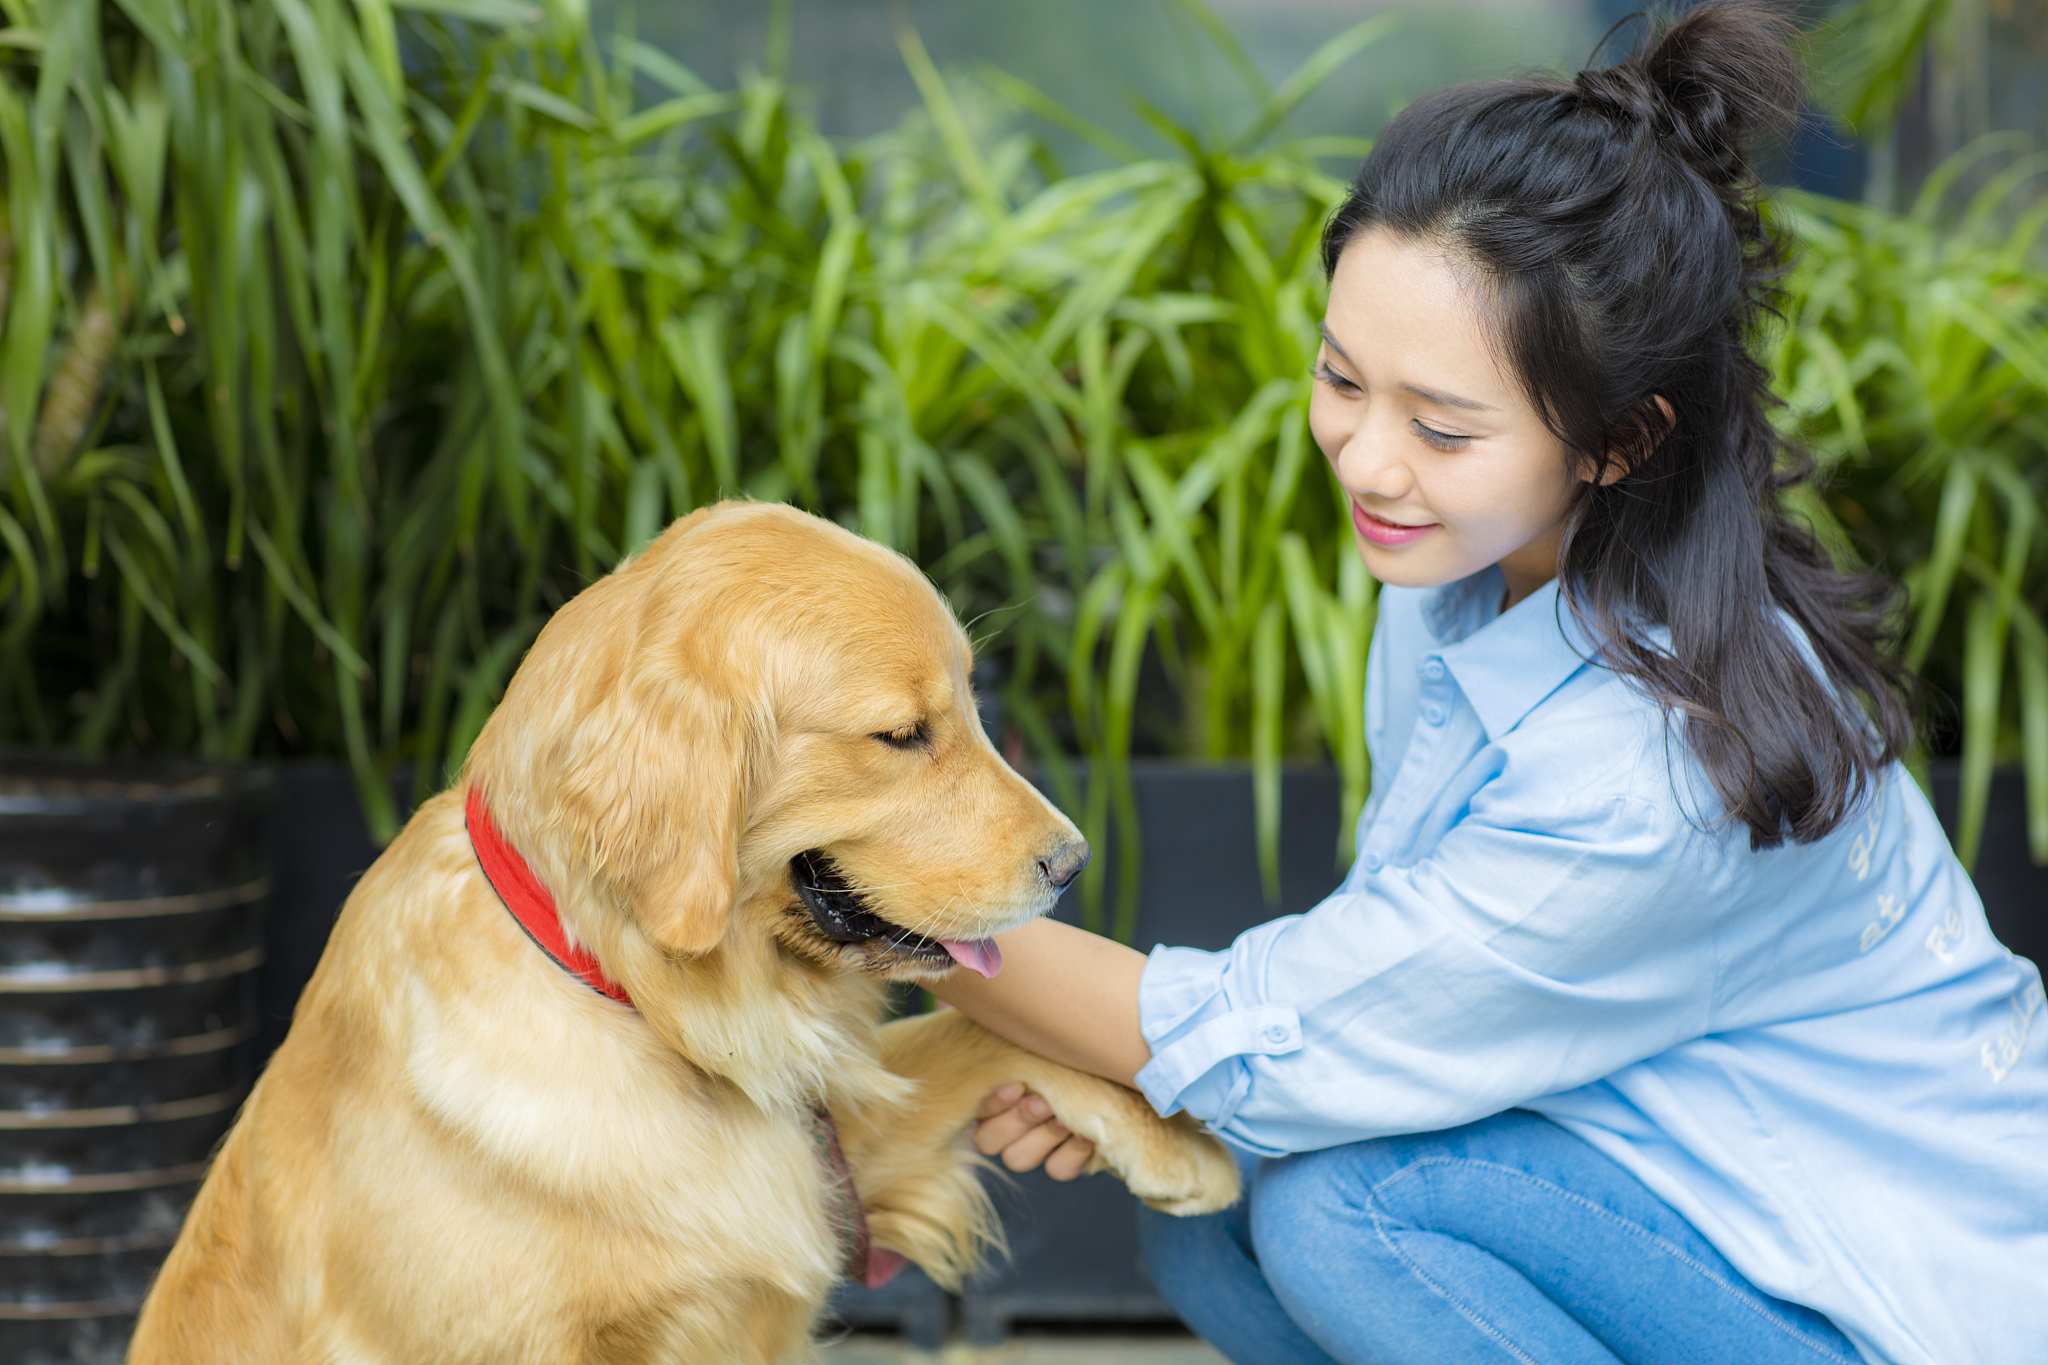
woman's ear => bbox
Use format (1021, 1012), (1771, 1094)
(1594, 394), (1677, 485)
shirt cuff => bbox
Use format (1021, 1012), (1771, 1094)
(1136, 943), (1301, 1130)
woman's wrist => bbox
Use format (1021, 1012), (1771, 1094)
(928, 916), (1153, 1089)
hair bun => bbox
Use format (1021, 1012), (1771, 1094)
(1572, 64), (1666, 135)
(1580, 0), (1803, 195)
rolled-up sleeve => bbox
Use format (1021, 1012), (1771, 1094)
(1135, 783), (1727, 1157)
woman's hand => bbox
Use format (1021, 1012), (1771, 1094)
(973, 1083), (1097, 1180)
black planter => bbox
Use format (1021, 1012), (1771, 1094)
(824, 1267), (950, 1348)
(255, 765), (404, 1067)
(0, 756), (274, 1365)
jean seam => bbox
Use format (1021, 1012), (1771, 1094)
(1368, 1157), (1859, 1364)
(1359, 1194), (1545, 1365)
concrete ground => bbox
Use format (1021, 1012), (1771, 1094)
(821, 1333), (1229, 1364)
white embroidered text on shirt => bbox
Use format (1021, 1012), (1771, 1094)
(1859, 893), (1905, 953)
(1846, 785), (1886, 882)
(1982, 979), (2045, 1084)
(1924, 904), (1965, 963)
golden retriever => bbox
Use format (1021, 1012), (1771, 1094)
(130, 502), (1239, 1364)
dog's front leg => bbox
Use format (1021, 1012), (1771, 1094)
(835, 1009), (1241, 1289)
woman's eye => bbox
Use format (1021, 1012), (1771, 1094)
(1314, 363), (1360, 395)
(1412, 420), (1470, 451)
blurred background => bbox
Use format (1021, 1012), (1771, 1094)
(611, 0), (2041, 196)
(0, 1), (2044, 1360)
(617, 0), (1593, 157)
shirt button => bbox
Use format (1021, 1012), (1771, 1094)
(1420, 658), (1447, 681)
(1361, 851), (1384, 872)
(1264, 1025), (1290, 1045)
(1421, 702), (1447, 726)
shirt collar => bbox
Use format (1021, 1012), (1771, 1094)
(1424, 572), (1603, 742)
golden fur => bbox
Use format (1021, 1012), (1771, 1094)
(131, 503), (1238, 1364)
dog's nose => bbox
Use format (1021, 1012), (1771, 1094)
(1038, 838), (1090, 892)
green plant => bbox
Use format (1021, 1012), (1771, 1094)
(1810, 0), (1951, 137)
(0, 0), (593, 838)
(0, 0), (1388, 940)
(1772, 151), (2048, 868)
(904, 16), (1394, 935)
(4, 0), (2040, 967)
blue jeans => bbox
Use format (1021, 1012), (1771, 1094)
(1136, 1110), (1862, 1365)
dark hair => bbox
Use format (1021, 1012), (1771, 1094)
(1320, 0), (1912, 848)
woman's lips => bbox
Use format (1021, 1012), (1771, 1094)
(1351, 501), (1438, 547)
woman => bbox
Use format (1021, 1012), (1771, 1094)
(934, 5), (2048, 1362)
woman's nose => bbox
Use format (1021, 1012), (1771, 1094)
(1335, 422), (1413, 502)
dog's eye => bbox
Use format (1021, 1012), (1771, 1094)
(874, 723), (925, 750)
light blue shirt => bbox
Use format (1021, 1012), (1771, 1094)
(1135, 569), (2048, 1365)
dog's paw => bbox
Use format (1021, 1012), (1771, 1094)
(1101, 1111), (1241, 1216)
(1028, 1080), (1241, 1216)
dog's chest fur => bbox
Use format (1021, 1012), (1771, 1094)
(276, 821), (872, 1353)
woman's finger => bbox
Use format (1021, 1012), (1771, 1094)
(1042, 1134), (1097, 1182)
(974, 1083), (1026, 1121)
(971, 1091), (1056, 1156)
(997, 1117), (1073, 1173)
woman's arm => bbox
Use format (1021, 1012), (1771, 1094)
(929, 916), (1153, 1087)
(933, 916), (1152, 1179)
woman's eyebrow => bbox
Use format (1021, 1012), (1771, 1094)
(1402, 383), (1495, 413)
(1317, 322), (1495, 412)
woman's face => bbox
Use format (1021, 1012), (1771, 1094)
(1309, 228), (1592, 610)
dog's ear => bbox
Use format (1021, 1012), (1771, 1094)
(465, 505), (765, 957)
(554, 668), (751, 957)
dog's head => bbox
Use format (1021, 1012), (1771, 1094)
(464, 502), (1086, 982)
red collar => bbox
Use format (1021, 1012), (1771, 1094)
(461, 785), (902, 1288)
(465, 786), (634, 1007)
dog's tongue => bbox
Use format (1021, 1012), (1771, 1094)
(940, 939), (1003, 978)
